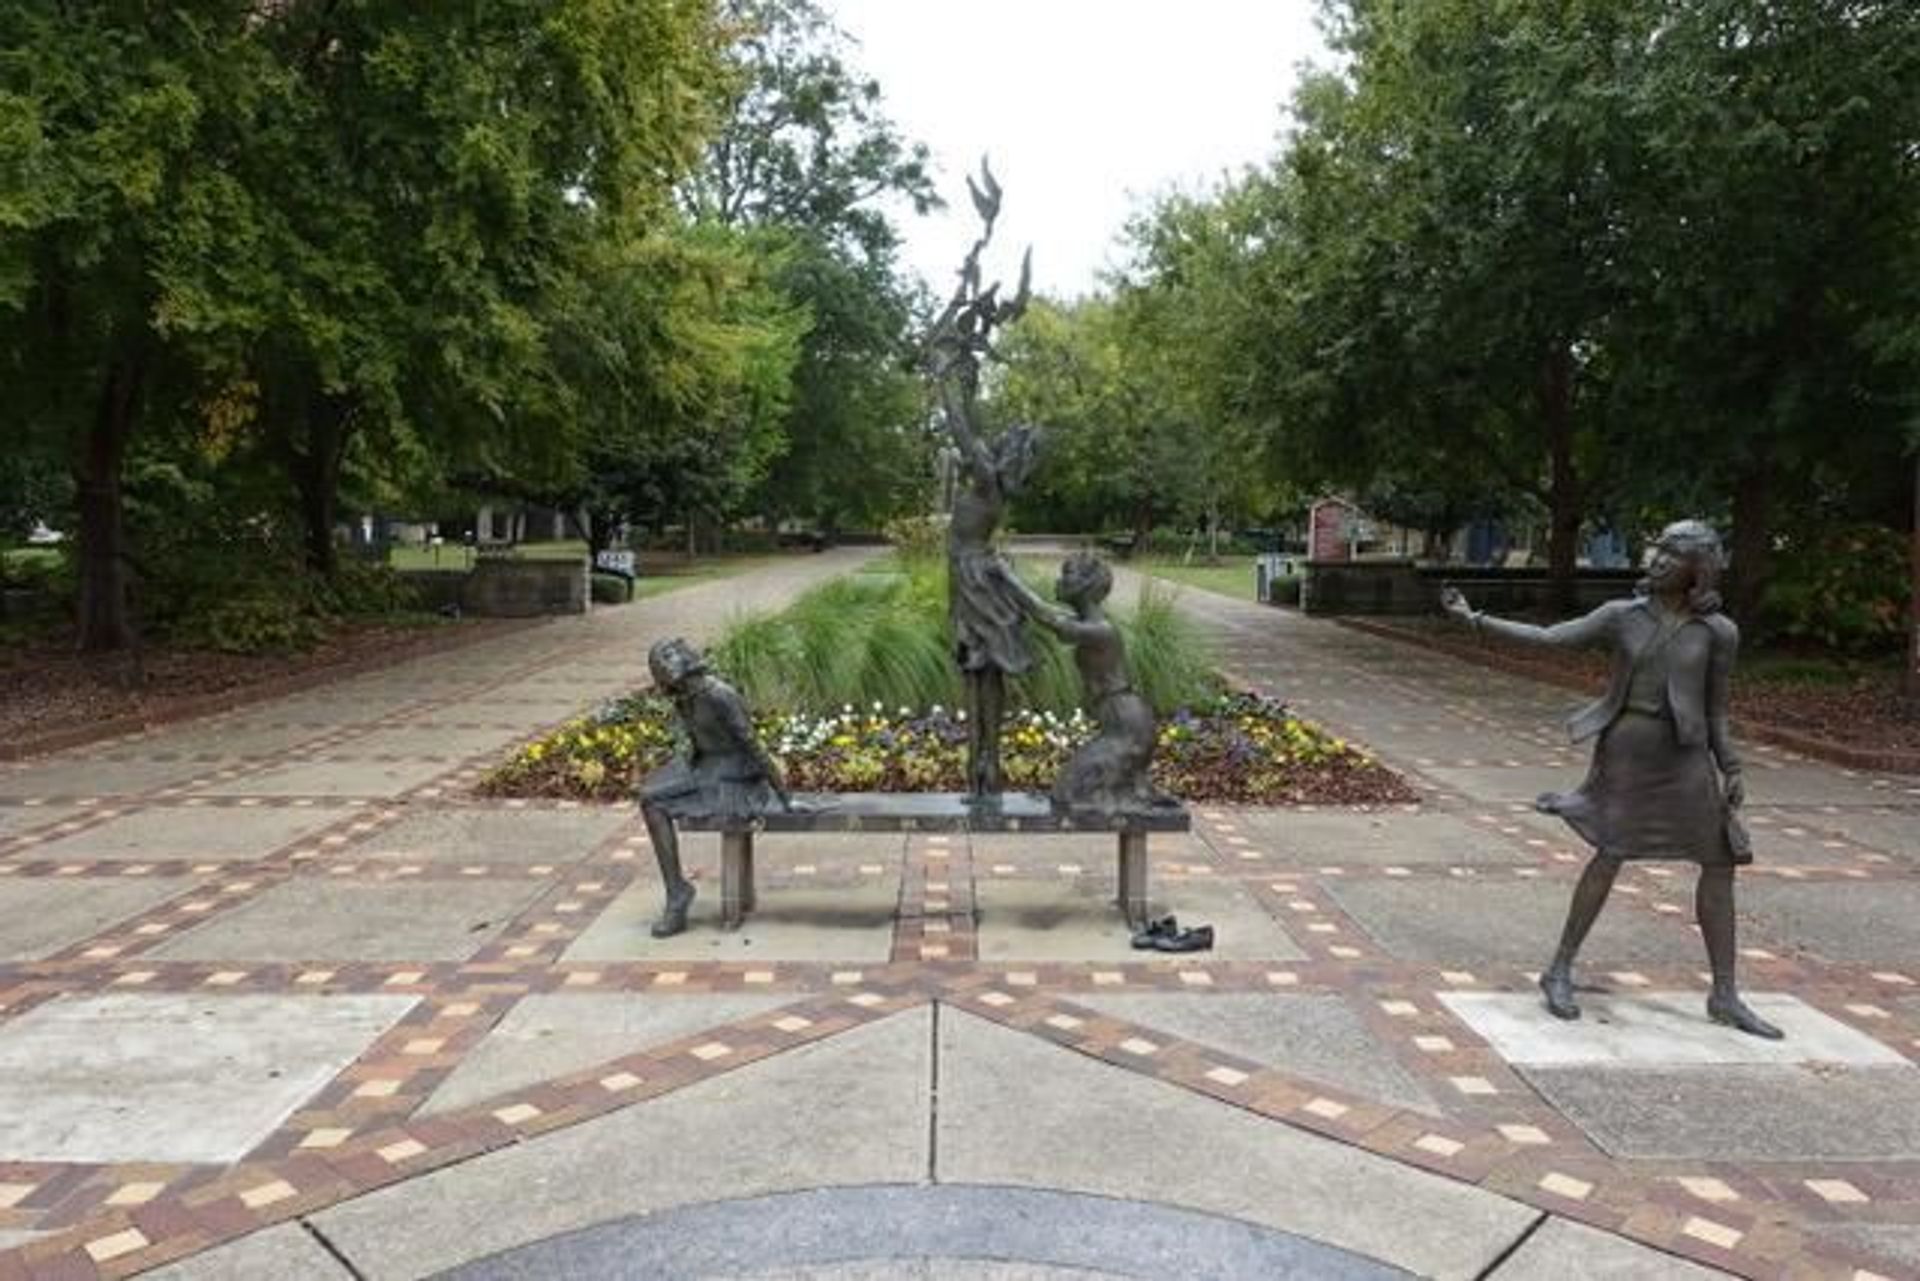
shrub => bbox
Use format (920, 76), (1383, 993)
(1762, 523), (1908, 655)
(881, 514), (946, 563)
(591, 571), (634, 605)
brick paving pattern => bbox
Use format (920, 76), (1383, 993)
(0, 553), (1914, 1278)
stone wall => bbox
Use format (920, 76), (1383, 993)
(397, 559), (589, 617)
(1300, 559), (1641, 617)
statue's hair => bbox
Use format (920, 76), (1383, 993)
(1062, 549), (1113, 603)
(1643, 519), (1726, 615)
(648, 636), (707, 679)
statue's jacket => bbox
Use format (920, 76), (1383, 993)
(1478, 598), (1740, 768)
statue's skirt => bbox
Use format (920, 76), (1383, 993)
(949, 549), (1034, 675)
(1539, 710), (1736, 865)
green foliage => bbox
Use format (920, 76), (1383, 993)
(710, 558), (1214, 716)
(1762, 524), (1910, 655)
(881, 514), (945, 562)
(591, 571), (634, 605)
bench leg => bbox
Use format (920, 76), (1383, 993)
(722, 832), (754, 930)
(1117, 831), (1149, 928)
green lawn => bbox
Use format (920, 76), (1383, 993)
(1, 546), (63, 575)
(1138, 554), (1260, 601)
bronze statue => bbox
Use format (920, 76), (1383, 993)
(1441, 520), (1779, 1038)
(638, 637), (791, 937)
(924, 159), (1037, 801)
(995, 551), (1174, 816)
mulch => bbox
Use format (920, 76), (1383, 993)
(0, 617), (536, 760)
(1342, 616), (1920, 774)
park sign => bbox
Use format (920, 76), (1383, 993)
(595, 550), (637, 578)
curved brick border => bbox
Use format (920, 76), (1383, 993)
(0, 618), (547, 764)
(1337, 618), (1920, 777)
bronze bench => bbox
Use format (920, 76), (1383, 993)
(675, 792), (1191, 931)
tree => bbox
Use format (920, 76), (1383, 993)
(685, 0), (937, 532)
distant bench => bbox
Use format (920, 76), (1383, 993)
(677, 792), (1191, 931)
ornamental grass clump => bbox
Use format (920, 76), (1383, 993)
(711, 557), (1213, 716)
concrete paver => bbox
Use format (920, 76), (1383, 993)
(0, 993), (413, 1162)
(937, 1008), (1537, 1281)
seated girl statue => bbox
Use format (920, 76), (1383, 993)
(993, 551), (1176, 815)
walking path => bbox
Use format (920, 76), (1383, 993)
(0, 554), (1912, 1279)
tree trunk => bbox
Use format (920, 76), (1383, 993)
(1727, 461), (1774, 626)
(291, 394), (353, 579)
(1541, 345), (1581, 614)
(1904, 450), (1919, 707)
(74, 343), (147, 655)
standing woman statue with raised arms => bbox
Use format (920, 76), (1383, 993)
(923, 159), (1036, 800)
(1441, 521), (1780, 1039)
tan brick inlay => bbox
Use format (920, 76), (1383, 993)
(1092, 971), (1125, 986)
(653, 971), (688, 986)
(1415, 1134), (1464, 1157)
(403, 1038), (446, 1056)
(442, 1001), (480, 1017)
(1498, 1125), (1550, 1146)
(1265, 971), (1298, 986)
(1304, 1098), (1349, 1120)
(1004, 972), (1037, 986)
(354, 1080), (401, 1099)
(977, 991), (1015, 1007)
(297, 970), (336, 986)
(86, 1228), (150, 1263)
(1117, 1037), (1159, 1057)
(106, 1181), (165, 1206)
(115, 971), (157, 986)
(1413, 1035), (1454, 1053)
(204, 971), (247, 986)
(600, 1072), (643, 1093)
(1206, 1066), (1250, 1087)
(564, 971), (601, 987)
(1681, 1217), (1743, 1250)
(744, 971), (776, 985)
(848, 992), (886, 1007)
(690, 1041), (733, 1061)
(386, 971), (424, 986)
(830, 971), (862, 985)
(1044, 1014), (1083, 1031)
(379, 1139), (428, 1163)
(772, 1016), (814, 1033)
(1538, 1173), (1592, 1201)
(1449, 1076), (1496, 1096)
(1677, 1177), (1739, 1203)
(494, 1103), (542, 1125)
(240, 1179), (297, 1210)
(1328, 946), (1362, 959)
(1178, 971), (1213, 987)
(1806, 1178), (1869, 1204)
(1439, 970), (1477, 985)
(0, 1183), (37, 1208)
(300, 1128), (353, 1149)
(1379, 1000), (1418, 1016)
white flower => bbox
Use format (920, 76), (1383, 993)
(956, 710), (967, 721)
(872, 701), (884, 713)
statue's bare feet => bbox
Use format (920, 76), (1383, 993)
(1539, 968), (1580, 1020)
(1707, 993), (1784, 1040)
(651, 883), (695, 938)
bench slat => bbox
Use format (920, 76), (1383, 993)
(676, 791), (1190, 834)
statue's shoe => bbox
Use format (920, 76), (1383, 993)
(651, 884), (696, 938)
(1130, 915), (1178, 950)
(1153, 925), (1214, 953)
(1708, 995), (1784, 1040)
(1539, 969), (1581, 1020)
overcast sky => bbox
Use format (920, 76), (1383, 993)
(820, 1), (1330, 300)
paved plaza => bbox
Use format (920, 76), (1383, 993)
(1, 552), (1917, 1278)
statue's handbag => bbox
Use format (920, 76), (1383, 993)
(1724, 809), (1754, 865)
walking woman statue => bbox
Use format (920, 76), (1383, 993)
(924, 159), (1037, 800)
(1441, 521), (1781, 1038)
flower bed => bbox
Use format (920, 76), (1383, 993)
(478, 689), (1416, 806)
